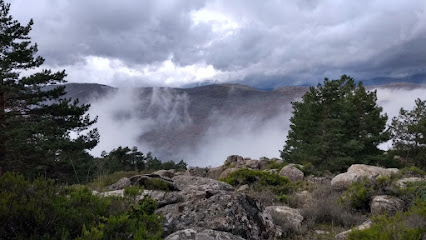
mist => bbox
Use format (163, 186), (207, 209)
(87, 85), (426, 167)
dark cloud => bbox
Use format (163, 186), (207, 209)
(9, 0), (426, 87)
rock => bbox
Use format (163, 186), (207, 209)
(395, 177), (425, 188)
(347, 164), (398, 177)
(99, 189), (124, 197)
(151, 169), (176, 179)
(141, 190), (184, 208)
(224, 155), (245, 167)
(265, 206), (303, 231)
(164, 228), (245, 240)
(306, 175), (331, 185)
(370, 195), (404, 215)
(237, 184), (250, 192)
(207, 166), (224, 180)
(264, 169), (278, 175)
(219, 168), (239, 179)
(258, 158), (270, 169)
(331, 172), (360, 191)
(293, 190), (313, 207)
(172, 175), (234, 193)
(279, 164), (304, 182)
(331, 164), (399, 190)
(104, 177), (131, 191)
(156, 193), (277, 239)
(129, 175), (180, 191)
(245, 159), (260, 169)
(186, 167), (208, 177)
(335, 219), (372, 240)
(315, 230), (329, 235)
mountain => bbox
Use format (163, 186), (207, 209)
(61, 82), (426, 165)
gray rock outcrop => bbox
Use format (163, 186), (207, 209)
(279, 164), (304, 182)
(335, 219), (372, 240)
(219, 168), (239, 179)
(265, 206), (303, 231)
(165, 228), (246, 240)
(331, 164), (399, 190)
(370, 195), (404, 215)
(104, 177), (131, 191)
(157, 192), (276, 239)
(395, 177), (425, 189)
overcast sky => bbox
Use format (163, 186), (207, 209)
(10, 0), (426, 88)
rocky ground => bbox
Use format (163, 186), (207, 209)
(95, 155), (426, 240)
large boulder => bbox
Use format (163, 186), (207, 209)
(151, 169), (176, 179)
(186, 167), (208, 177)
(98, 189), (184, 208)
(141, 190), (184, 208)
(156, 192), (277, 239)
(335, 219), (372, 240)
(347, 164), (398, 177)
(265, 206), (303, 231)
(395, 177), (425, 189)
(207, 166), (225, 180)
(279, 164), (304, 182)
(129, 175), (180, 191)
(104, 177), (131, 191)
(331, 164), (399, 190)
(224, 155), (245, 167)
(331, 172), (360, 191)
(219, 168), (239, 179)
(165, 228), (245, 240)
(172, 175), (234, 192)
(245, 159), (260, 169)
(370, 195), (404, 215)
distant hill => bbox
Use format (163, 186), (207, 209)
(60, 82), (426, 162)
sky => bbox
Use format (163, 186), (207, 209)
(9, 0), (426, 88)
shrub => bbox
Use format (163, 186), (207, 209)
(124, 185), (143, 201)
(79, 197), (163, 240)
(142, 178), (170, 191)
(340, 179), (374, 211)
(262, 160), (287, 170)
(301, 183), (366, 228)
(221, 168), (291, 195)
(0, 172), (162, 240)
(399, 166), (426, 177)
(348, 199), (426, 240)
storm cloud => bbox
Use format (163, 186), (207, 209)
(10, 0), (426, 87)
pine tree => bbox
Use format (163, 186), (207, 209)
(0, 1), (99, 180)
(281, 75), (389, 172)
(390, 98), (426, 169)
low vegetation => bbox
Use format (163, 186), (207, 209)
(348, 199), (426, 240)
(0, 172), (163, 240)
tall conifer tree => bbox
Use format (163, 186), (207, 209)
(0, 1), (99, 180)
(281, 75), (389, 172)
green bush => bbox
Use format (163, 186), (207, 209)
(348, 199), (426, 240)
(220, 169), (291, 195)
(124, 185), (143, 201)
(78, 197), (162, 240)
(399, 166), (426, 177)
(340, 179), (374, 211)
(142, 178), (170, 191)
(0, 172), (163, 240)
(262, 160), (286, 170)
